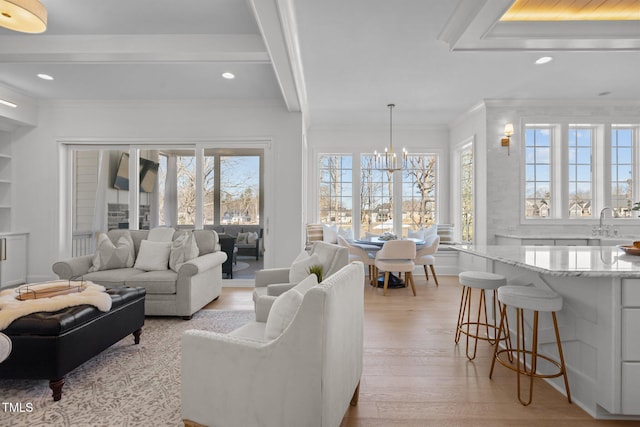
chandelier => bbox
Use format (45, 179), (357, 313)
(0, 0), (47, 33)
(374, 103), (408, 172)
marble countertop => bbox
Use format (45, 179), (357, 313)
(452, 245), (640, 277)
(494, 233), (637, 240)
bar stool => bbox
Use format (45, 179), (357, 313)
(455, 271), (509, 360)
(489, 285), (571, 406)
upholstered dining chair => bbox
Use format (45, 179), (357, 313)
(337, 235), (377, 285)
(414, 235), (440, 286)
(374, 240), (417, 296)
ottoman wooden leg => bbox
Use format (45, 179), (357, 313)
(49, 377), (65, 401)
(133, 328), (142, 344)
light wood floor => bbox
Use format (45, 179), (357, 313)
(207, 276), (640, 426)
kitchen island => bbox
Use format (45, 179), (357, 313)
(453, 245), (640, 420)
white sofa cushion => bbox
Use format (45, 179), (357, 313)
(89, 232), (135, 272)
(265, 288), (303, 340)
(126, 269), (179, 294)
(147, 227), (175, 242)
(134, 240), (171, 271)
(289, 251), (321, 284)
(169, 232), (199, 272)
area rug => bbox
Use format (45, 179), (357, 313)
(232, 261), (250, 272)
(0, 309), (254, 427)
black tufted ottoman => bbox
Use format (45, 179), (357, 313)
(0, 286), (145, 401)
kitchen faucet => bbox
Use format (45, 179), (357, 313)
(597, 207), (615, 236)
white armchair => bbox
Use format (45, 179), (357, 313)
(181, 263), (365, 427)
(252, 241), (349, 311)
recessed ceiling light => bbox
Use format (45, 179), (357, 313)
(221, 72), (235, 79)
(535, 56), (553, 65)
(37, 73), (54, 80)
(0, 99), (17, 108)
(598, 91), (611, 96)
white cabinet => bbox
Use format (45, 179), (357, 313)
(0, 233), (28, 288)
(621, 279), (640, 414)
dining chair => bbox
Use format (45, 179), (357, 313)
(414, 235), (440, 286)
(337, 235), (377, 285)
(374, 240), (417, 296)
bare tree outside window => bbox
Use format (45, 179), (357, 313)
(460, 146), (473, 242)
(401, 154), (437, 235)
(611, 126), (634, 217)
(220, 156), (260, 225)
(177, 155), (196, 225)
(360, 155), (392, 235)
(318, 155), (352, 225)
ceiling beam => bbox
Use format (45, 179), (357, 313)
(250, 0), (303, 112)
(0, 34), (270, 63)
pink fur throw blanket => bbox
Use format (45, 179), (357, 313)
(0, 281), (112, 330)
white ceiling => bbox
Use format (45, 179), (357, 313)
(0, 0), (639, 127)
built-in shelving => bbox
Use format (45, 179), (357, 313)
(0, 141), (12, 232)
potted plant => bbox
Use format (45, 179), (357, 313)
(308, 265), (323, 282)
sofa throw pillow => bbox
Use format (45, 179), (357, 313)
(292, 272), (318, 295)
(169, 232), (199, 272)
(247, 231), (259, 245)
(306, 224), (323, 244)
(289, 251), (321, 284)
(423, 225), (438, 239)
(236, 232), (250, 245)
(322, 223), (338, 244)
(337, 227), (354, 241)
(134, 240), (172, 271)
(147, 227), (175, 242)
(407, 228), (425, 241)
(265, 288), (303, 340)
(89, 232), (135, 272)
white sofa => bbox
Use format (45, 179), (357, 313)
(181, 262), (365, 427)
(53, 229), (226, 319)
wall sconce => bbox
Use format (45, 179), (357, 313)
(501, 123), (514, 155)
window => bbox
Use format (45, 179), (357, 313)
(460, 145), (473, 242)
(157, 148), (263, 228)
(567, 126), (593, 218)
(523, 122), (640, 221)
(203, 154), (215, 225)
(318, 155), (353, 225)
(360, 155), (392, 234)
(611, 126), (634, 217)
(158, 154), (167, 225)
(525, 126), (552, 218)
(220, 156), (260, 225)
(318, 152), (440, 238)
(401, 154), (437, 233)
(177, 154), (196, 225)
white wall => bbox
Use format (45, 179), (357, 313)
(11, 99), (303, 282)
(306, 125), (450, 227)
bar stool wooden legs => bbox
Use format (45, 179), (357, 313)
(455, 271), (510, 360)
(489, 285), (572, 406)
